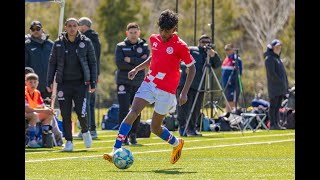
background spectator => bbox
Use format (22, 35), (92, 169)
(114, 22), (150, 145)
(78, 17), (101, 139)
(25, 73), (54, 148)
(47, 18), (97, 151)
(221, 43), (243, 112)
(264, 39), (288, 130)
(177, 34), (222, 136)
(25, 20), (54, 100)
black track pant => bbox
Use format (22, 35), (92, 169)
(86, 91), (96, 131)
(176, 87), (204, 130)
(117, 84), (141, 135)
(57, 80), (88, 141)
(269, 95), (284, 127)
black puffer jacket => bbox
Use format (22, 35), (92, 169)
(115, 38), (150, 86)
(264, 48), (288, 98)
(47, 31), (97, 88)
(83, 29), (101, 77)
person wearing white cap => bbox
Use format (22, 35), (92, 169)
(264, 39), (288, 130)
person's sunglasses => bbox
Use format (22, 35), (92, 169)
(201, 41), (211, 44)
(225, 48), (232, 51)
(31, 27), (41, 32)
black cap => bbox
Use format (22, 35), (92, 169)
(199, 34), (211, 41)
(30, 21), (42, 29)
(25, 67), (35, 74)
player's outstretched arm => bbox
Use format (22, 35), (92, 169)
(128, 56), (152, 80)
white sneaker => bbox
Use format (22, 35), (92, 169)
(82, 131), (92, 148)
(63, 141), (73, 151)
(28, 140), (41, 148)
(90, 130), (98, 139)
(76, 132), (83, 139)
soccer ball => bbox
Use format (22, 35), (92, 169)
(112, 148), (134, 169)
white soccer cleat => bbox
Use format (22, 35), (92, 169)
(82, 131), (92, 148)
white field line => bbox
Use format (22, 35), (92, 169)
(61, 132), (296, 146)
(84, 130), (269, 138)
(25, 139), (294, 163)
(26, 133), (294, 154)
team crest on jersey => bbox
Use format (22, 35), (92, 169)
(153, 42), (158, 47)
(58, 91), (63, 97)
(166, 47), (174, 54)
(118, 85), (125, 91)
(137, 47), (143, 53)
(79, 42), (85, 48)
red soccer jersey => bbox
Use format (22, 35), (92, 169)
(145, 34), (195, 94)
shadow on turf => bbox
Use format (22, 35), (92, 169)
(110, 168), (197, 174)
(186, 134), (225, 139)
(153, 168), (197, 174)
(25, 148), (58, 152)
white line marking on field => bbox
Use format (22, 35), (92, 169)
(80, 129), (276, 140)
(70, 132), (295, 145)
(83, 129), (282, 138)
(25, 132), (294, 154)
(25, 139), (294, 163)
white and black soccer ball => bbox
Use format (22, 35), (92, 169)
(112, 148), (134, 169)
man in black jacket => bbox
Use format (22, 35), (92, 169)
(115, 22), (150, 145)
(78, 17), (101, 139)
(177, 35), (222, 136)
(264, 39), (288, 130)
(47, 18), (97, 151)
(25, 20), (54, 100)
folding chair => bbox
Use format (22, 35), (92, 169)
(241, 112), (269, 132)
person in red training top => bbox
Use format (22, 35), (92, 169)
(103, 9), (196, 165)
(25, 73), (55, 148)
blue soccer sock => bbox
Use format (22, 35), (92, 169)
(159, 127), (179, 146)
(114, 122), (132, 149)
(27, 126), (37, 141)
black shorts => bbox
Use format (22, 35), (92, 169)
(225, 87), (240, 102)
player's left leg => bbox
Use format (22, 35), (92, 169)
(152, 90), (184, 164)
(103, 97), (149, 163)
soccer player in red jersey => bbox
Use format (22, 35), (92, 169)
(104, 9), (196, 164)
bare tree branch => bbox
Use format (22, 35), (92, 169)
(236, 0), (294, 61)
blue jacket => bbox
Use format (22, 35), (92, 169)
(25, 34), (54, 93)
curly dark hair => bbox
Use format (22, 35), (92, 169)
(157, 9), (178, 30)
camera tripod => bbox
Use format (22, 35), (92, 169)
(183, 50), (238, 136)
